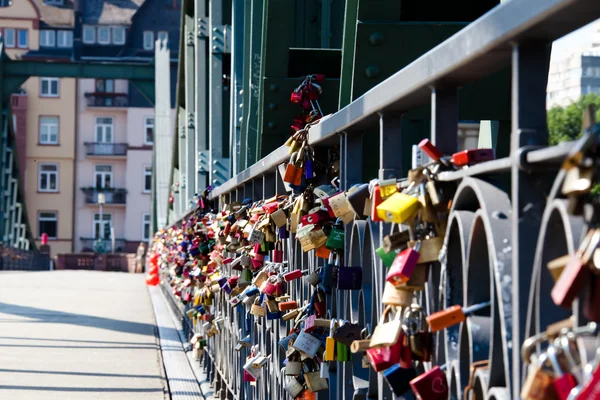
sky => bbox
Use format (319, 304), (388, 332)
(551, 18), (599, 61)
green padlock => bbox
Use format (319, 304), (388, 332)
(336, 341), (351, 362)
(376, 246), (399, 268)
(261, 240), (274, 252)
(239, 268), (253, 285)
(326, 221), (345, 250)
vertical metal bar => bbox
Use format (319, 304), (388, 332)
(320, 0), (331, 48)
(338, 0), (358, 108)
(378, 113), (403, 180)
(263, 173), (275, 199)
(209, 0), (224, 186)
(230, 0), (244, 176)
(510, 42), (550, 400)
(431, 87), (458, 156)
(185, 12), (197, 203)
(238, 0), (253, 171)
(195, 0), (209, 191)
(252, 178), (262, 201)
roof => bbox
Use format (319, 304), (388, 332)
(83, 0), (146, 25)
(31, 0), (74, 28)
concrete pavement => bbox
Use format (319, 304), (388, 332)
(0, 270), (169, 400)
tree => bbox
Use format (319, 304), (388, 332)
(547, 93), (600, 145)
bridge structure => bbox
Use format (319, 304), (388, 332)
(156, 0), (600, 400)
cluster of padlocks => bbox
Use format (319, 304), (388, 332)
(147, 111), (600, 399)
(289, 74), (326, 132)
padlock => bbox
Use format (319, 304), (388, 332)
(547, 255), (570, 283)
(409, 366), (448, 400)
(304, 270), (320, 286)
(325, 220), (345, 250)
(279, 332), (298, 351)
(250, 298), (266, 317)
(382, 364), (417, 396)
(265, 299), (279, 313)
(260, 276), (278, 295)
(376, 192), (420, 224)
(547, 344), (578, 400)
(272, 241), (283, 263)
(387, 243), (422, 286)
(283, 152), (304, 186)
(284, 377), (304, 397)
(408, 237), (444, 264)
(561, 165), (594, 196)
(292, 329), (322, 358)
(451, 148), (494, 167)
(333, 320), (362, 347)
(382, 281), (413, 307)
(270, 208), (288, 228)
(583, 274), (600, 322)
(282, 309), (300, 321)
(336, 340), (351, 362)
(325, 319), (337, 362)
(370, 185), (384, 222)
(426, 301), (491, 332)
(577, 357), (600, 398)
(376, 246), (399, 268)
(302, 209), (330, 226)
(337, 265), (362, 290)
(304, 361), (329, 393)
(418, 138), (443, 162)
(313, 290), (327, 317)
(370, 306), (402, 348)
(403, 304), (432, 362)
(285, 357), (302, 376)
(383, 230), (411, 253)
(552, 228), (600, 308)
(346, 183), (370, 218)
(322, 252), (339, 289)
(283, 269), (303, 282)
(279, 301), (298, 311)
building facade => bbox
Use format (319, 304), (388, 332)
(547, 22), (600, 109)
(1, 0), (178, 256)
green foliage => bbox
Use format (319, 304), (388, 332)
(547, 93), (600, 145)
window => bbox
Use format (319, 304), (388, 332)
(83, 25), (95, 44)
(144, 116), (154, 144)
(94, 165), (112, 189)
(40, 30), (56, 47)
(157, 31), (168, 44)
(39, 116), (59, 144)
(57, 31), (72, 47)
(17, 29), (28, 48)
(38, 212), (57, 239)
(98, 26), (110, 44)
(38, 163), (58, 192)
(40, 77), (59, 97)
(93, 213), (112, 239)
(142, 214), (150, 240)
(143, 31), (154, 50)
(95, 117), (113, 143)
(112, 26), (125, 44)
(95, 79), (114, 93)
(4, 28), (15, 48)
(144, 166), (152, 192)
(44, 0), (64, 5)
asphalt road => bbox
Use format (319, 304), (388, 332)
(0, 270), (168, 400)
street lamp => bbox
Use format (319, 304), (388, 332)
(97, 193), (106, 253)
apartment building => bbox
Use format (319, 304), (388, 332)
(0, 0), (76, 256)
(72, 0), (179, 253)
(1, 0), (178, 256)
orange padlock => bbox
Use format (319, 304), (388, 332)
(278, 300), (299, 311)
(426, 301), (491, 332)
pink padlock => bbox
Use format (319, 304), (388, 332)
(260, 276), (277, 295)
(252, 253), (265, 269)
(272, 241), (283, 263)
(409, 366), (448, 400)
(283, 270), (303, 282)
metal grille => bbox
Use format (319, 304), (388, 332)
(0, 244), (50, 271)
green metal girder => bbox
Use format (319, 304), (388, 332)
(2, 59), (155, 102)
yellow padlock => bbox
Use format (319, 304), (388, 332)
(324, 319), (337, 362)
(379, 179), (398, 198)
(376, 192), (420, 223)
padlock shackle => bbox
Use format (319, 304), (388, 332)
(462, 301), (491, 315)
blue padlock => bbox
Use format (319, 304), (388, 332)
(382, 364), (417, 397)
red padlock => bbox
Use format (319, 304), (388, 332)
(409, 366), (448, 400)
(387, 244), (421, 286)
(301, 210), (330, 226)
(283, 270), (303, 282)
(548, 345), (577, 400)
(290, 90), (302, 104)
(366, 339), (402, 372)
(577, 360), (600, 398)
(370, 185), (383, 223)
(418, 139), (443, 161)
(451, 148), (494, 167)
(551, 255), (590, 308)
(272, 241), (283, 263)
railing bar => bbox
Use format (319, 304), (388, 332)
(436, 157), (512, 181)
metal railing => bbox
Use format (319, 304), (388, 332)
(0, 244), (50, 271)
(84, 142), (128, 156)
(165, 1), (600, 400)
(81, 188), (127, 204)
(84, 92), (128, 107)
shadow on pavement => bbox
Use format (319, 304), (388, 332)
(0, 369), (162, 380)
(0, 301), (178, 338)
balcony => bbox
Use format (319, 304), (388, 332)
(84, 92), (128, 108)
(81, 187), (127, 205)
(79, 238), (127, 253)
(84, 142), (128, 156)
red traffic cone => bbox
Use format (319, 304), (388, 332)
(146, 273), (159, 286)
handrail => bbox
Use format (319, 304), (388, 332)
(208, 0), (599, 200)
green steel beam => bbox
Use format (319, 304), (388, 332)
(2, 59), (155, 102)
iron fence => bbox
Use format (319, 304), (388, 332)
(81, 188), (127, 205)
(0, 244), (50, 271)
(163, 0), (600, 399)
(84, 143), (128, 156)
